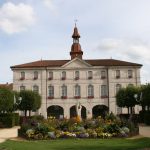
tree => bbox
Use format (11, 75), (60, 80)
(116, 86), (139, 114)
(18, 90), (41, 116)
(116, 88), (126, 109)
(0, 87), (14, 113)
(141, 84), (150, 111)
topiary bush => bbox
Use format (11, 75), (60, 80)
(144, 111), (150, 125)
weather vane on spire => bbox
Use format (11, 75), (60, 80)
(74, 19), (78, 27)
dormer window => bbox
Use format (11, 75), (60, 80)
(33, 71), (38, 80)
(48, 72), (53, 80)
(75, 71), (79, 80)
(101, 70), (106, 79)
(116, 70), (120, 79)
(20, 72), (25, 80)
(88, 71), (93, 79)
(62, 71), (66, 80)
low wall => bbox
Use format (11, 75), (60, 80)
(0, 126), (20, 139)
(139, 125), (150, 137)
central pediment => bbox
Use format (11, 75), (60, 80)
(62, 58), (92, 68)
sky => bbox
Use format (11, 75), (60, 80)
(0, 0), (150, 84)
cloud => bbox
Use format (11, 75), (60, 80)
(98, 38), (150, 61)
(43, 0), (57, 11)
(0, 2), (36, 34)
(97, 38), (150, 83)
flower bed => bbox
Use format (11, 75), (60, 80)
(19, 113), (139, 140)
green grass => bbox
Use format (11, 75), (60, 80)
(0, 138), (150, 150)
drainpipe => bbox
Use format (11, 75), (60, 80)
(45, 67), (48, 118)
(106, 67), (110, 113)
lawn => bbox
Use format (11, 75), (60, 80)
(0, 138), (150, 150)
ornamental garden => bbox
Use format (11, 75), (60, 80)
(0, 84), (150, 140)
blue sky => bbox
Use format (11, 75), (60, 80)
(0, 0), (150, 83)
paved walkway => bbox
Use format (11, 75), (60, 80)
(139, 125), (150, 137)
(0, 126), (20, 143)
(0, 125), (149, 144)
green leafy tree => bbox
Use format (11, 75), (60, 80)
(141, 84), (150, 111)
(116, 88), (126, 109)
(116, 86), (139, 114)
(18, 90), (41, 116)
(0, 87), (14, 113)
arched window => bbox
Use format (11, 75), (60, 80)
(20, 85), (25, 91)
(33, 85), (39, 93)
(116, 84), (122, 94)
(75, 71), (79, 80)
(61, 85), (67, 99)
(88, 85), (94, 98)
(62, 71), (66, 80)
(33, 71), (38, 80)
(20, 71), (25, 80)
(75, 84), (80, 98)
(48, 85), (54, 98)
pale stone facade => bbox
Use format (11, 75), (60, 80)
(11, 26), (142, 119)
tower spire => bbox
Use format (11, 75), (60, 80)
(70, 23), (83, 60)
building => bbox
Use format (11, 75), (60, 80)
(11, 26), (142, 119)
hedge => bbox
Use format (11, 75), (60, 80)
(144, 111), (150, 125)
(0, 113), (20, 128)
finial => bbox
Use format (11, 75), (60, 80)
(74, 19), (78, 27)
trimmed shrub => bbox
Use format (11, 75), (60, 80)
(144, 111), (150, 125)
(0, 113), (15, 128)
(14, 113), (20, 126)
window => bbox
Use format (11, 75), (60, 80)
(88, 85), (94, 98)
(75, 71), (79, 80)
(117, 106), (122, 114)
(74, 84), (81, 98)
(128, 70), (133, 78)
(62, 71), (66, 80)
(33, 85), (39, 93)
(48, 85), (54, 99)
(20, 71), (25, 80)
(33, 71), (38, 80)
(20, 85), (25, 91)
(116, 84), (122, 94)
(48, 72), (53, 80)
(101, 70), (106, 79)
(101, 85), (108, 98)
(61, 85), (67, 99)
(116, 70), (120, 79)
(88, 71), (93, 79)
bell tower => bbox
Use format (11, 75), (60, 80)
(70, 24), (83, 60)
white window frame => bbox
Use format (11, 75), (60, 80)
(62, 85), (67, 97)
(75, 84), (80, 97)
(48, 85), (54, 97)
(88, 84), (94, 97)
(101, 85), (108, 97)
(33, 85), (39, 93)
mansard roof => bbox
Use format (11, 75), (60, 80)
(11, 58), (142, 69)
